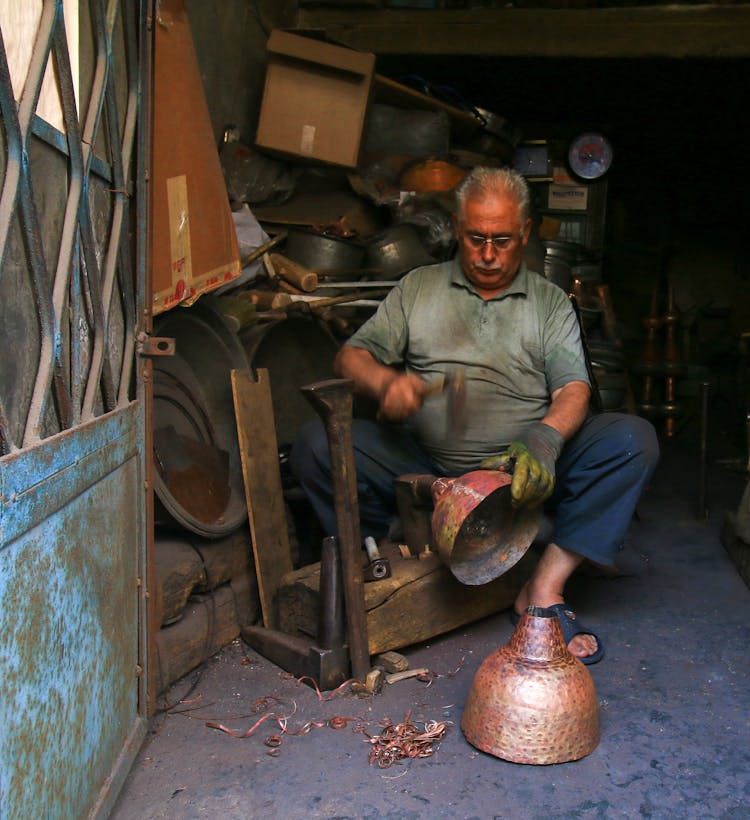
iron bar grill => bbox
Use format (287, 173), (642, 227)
(0, 0), (140, 455)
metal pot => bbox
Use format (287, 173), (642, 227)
(571, 261), (602, 283)
(430, 470), (541, 585)
(285, 228), (364, 274)
(398, 158), (467, 193)
(364, 224), (436, 279)
(465, 131), (516, 165)
(543, 255), (572, 292)
(152, 298), (250, 538)
(542, 239), (580, 263)
(594, 368), (629, 412)
(587, 340), (627, 371)
(474, 107), (523, 146)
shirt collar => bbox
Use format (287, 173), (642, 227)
(449, 257), (530, 299)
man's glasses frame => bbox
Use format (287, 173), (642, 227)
(462, 231), (522, 251)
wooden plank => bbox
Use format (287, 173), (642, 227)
(296, 6), (750, 58)
(154, 586), (240, 694)
(192, 528), (254, 591)
(365, 552), (536, 656)
(231, 368), (294, 629)
(277, 542), (538, 656)
(153, 538), (206, 626)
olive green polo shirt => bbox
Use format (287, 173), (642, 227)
(347, 258), (589, 473)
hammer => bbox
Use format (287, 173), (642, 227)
(421, 367), (467, 437)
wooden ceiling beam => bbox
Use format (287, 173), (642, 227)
(295, 6), (750, 58)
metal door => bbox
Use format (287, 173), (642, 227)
(0, 1), (150, 817)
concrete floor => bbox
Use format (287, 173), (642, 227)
(111, 422), (750, 820)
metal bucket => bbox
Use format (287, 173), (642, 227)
(240, 316), (340, 448)
(364, 224), (435, 279)
(153, 298), (250, 538)
(431, 470), (542, 585)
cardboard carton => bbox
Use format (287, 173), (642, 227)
(255, 31), (375, 169)
(151, 0), (240, 314)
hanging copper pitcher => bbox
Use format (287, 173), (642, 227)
(431, 470), (541, 585)
(461, 606), (600, 765)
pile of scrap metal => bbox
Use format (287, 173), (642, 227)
(210, 37), (524, 343)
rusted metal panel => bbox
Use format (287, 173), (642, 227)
(0, 0), (150, 816)
(0, 403), (147, 819)
(0, 407), (139, 544)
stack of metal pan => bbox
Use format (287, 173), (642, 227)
(542, 240), (602, 293)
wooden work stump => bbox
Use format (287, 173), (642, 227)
(276, 541), (537, 656)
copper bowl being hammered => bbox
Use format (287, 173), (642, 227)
(431, 470), (542, 585)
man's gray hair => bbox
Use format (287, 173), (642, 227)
(455, 166), (531, 224)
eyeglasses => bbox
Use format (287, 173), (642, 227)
(462, 232), (522, 251)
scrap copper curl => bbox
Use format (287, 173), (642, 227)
(366, 711), (450, 769)
(295, 675), (357, 701)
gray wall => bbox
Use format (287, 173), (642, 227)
(185, 0), (296, 146)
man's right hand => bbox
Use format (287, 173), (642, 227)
(379, 372), (434, 422)
(334, 345), (437, 422)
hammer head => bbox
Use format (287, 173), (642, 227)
(443, 368), (467, 438)
(421, 368), (467, 437)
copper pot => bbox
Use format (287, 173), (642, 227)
(461, 606), (600, 765)
(431, 470), (541, 585)
(399, 158), (467, 193)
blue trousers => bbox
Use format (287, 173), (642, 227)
(289, 412), (659, 568)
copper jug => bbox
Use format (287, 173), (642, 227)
(461, 606), (600, 764)
(431, 470), (541, 585)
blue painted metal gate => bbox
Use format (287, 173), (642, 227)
(0, 1), (150, 816)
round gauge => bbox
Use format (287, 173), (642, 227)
(567, 132), (613, 181)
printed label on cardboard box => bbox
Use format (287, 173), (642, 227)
(167, 175), (192, 287)
(548, 184), (588, 211)
(300, 124), (316, 155)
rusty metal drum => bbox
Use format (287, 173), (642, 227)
(431, 470), (541, 585)
(461, 606), (600, 765)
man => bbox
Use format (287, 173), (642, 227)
(291, 166), (659, 664)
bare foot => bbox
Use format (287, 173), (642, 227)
(514, 583), (599, 660)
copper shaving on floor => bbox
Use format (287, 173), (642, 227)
(365, 710), (451, 768)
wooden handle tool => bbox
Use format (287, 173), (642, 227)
(270, 252), (319, 293)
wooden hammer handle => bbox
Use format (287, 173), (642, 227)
(270, 252), (319, 293)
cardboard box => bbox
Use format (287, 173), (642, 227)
(151, 0), (240, 314)
(255, 31), (375, 169)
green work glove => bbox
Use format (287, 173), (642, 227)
(480, 422), (565, 509)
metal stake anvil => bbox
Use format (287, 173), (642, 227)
(242, 535), (349, 691)
(241, 378), (370, 687)
(300, 378), (370, 682)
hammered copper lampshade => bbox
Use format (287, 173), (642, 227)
(461, 606), (600, 765)
(431, 470), (541, 585)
